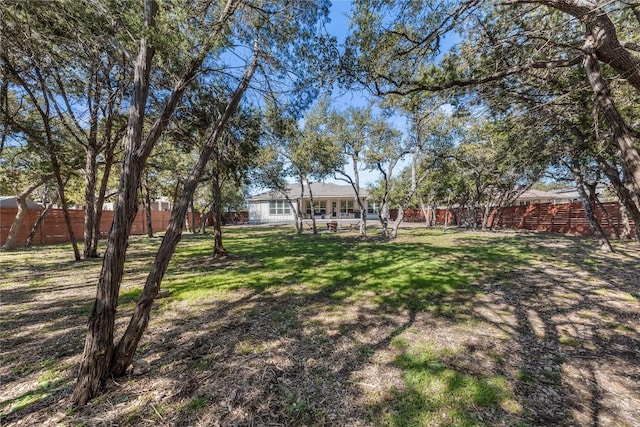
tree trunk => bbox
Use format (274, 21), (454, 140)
(587, 182), (619, 238)
(143, 177), (153, 237)
(444, 198), (451, 228)
(595, 155), (640, 243)
(376, 163), (392, 238)
(83, 144), (99, 258)
(619, 202), (633, 239)
(211, 173), (227, 258)
(110, 43), (257, 378)
(583, 34), (640, 213)
(200, 202), (213, 234)
(54, 169), (81, 261)
(571, 162), (613, 252)
(305, 179), (318, 234)
(481, 202), (491, 231)
(578, 181), (613, 252)
(190, 199), (197, 234)
(378, 204), (390, 237)
(92, 127), (120, 253)
(72, 1), (158, 404)
(26, 191), (58, 247)
(390, 206), (404, 239)
(294, 199), (302, 234)
(538, 0), (640, 91)
(419, 198), (429, 227)
(4, 196), (29, 250)
(353, 157), (366, 236)
(3, 175), (51, 249)
(73, 0), (241, 406)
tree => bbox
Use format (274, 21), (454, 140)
(382, 98), (458, 238)
(1, 2), (128, 259)
(0, 145), (53, 249)
(330, 106), (377, 236)
(259, 97), (342, 235)
(362, 112), (404, 238)
(297, 96), (343, 234)
(208, 108), (260, 257)
(72, 0), (245, 405)
(72, 0), (336, 405)
(345, 0), (640, 221)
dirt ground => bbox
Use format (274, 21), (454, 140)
(1, 229), (639, 426)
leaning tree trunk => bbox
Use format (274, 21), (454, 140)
(4, 196), (30, 250)
(110, 44), (257, 377)
(4, 175), (52, 249)
(578, 182), (612, 252)
(419, 198), (429, 227)
(92, 130), (120, 254)
(26, 192), (58, 247)
(571, 163), (613, 252)
(587, 182), (619, 239)
(595, 155), (640, 243)
(72, 3), (158, 404)
(55, 174), (81, 261)
(619, 202), (633, 239)
(72, 0), (240, 406)
(583, 34), (640, 211)
(390, 206), (405, 239)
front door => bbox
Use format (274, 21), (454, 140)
(332, 201), (338, 218)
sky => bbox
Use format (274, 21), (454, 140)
(319, 0), (394, 188)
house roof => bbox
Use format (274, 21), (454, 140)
(248, 182), (367, 201)
(0, 196), (43, 209)
(549, 185), (606, 200)
(515, 189), (559, 200)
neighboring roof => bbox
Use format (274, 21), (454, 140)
(0, 196), (43, 209)
(549, 185), (605, 200)
(248, 182), (368, 201)
(515, 189), (559, 201)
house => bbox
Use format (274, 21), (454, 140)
(103, 195), (172, 211)
(548, 185), (614, 203)
(510, 189), (559, 206)
(247, 182), (375, 224)
(0, 196), (42, 210)
(510, 185), (614, 206)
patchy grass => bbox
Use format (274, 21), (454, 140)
(1, 226), (639, 426)
(375, 340), (518, 426)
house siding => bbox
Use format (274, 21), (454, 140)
(247, 183), (376, 224)
(248, 201), (297, 223)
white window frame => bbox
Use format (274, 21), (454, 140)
(269, 200), (290, 215)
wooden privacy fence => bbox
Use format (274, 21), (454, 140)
(392, 201), (635, 237)
(0, 208), (199, 246)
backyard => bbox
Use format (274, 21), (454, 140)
(1, 226), (639, 426)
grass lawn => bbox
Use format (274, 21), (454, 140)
(1, 225), (639, 426)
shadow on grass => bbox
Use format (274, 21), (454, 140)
(1, 227), (638, 425)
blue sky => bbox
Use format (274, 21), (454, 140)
(327, 0), (353, 44)
(320, 0), (397, 188)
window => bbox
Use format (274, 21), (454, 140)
(341, 200), (354, 213)
(367, 201), (379, 214)
(269, 200), (290, 215)
(305, 200), (327, 214)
